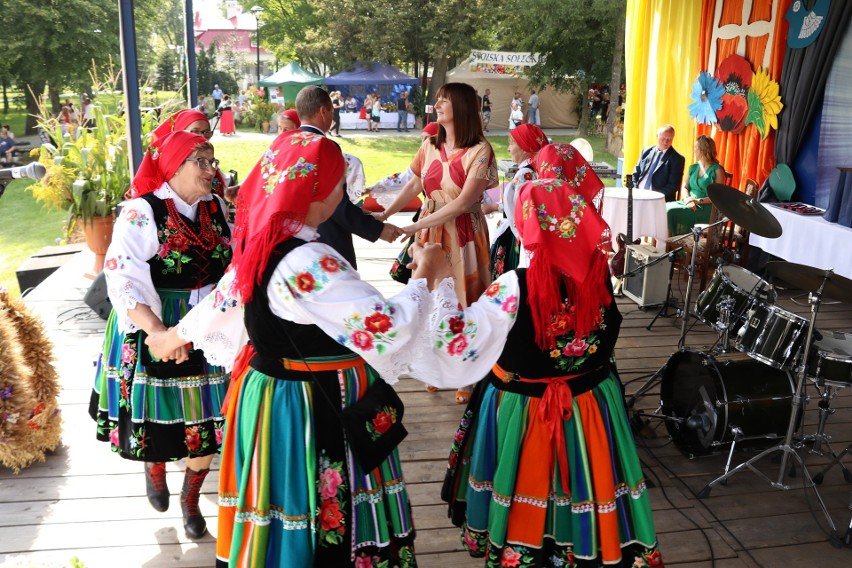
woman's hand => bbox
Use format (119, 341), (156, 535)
(400, 224), (419, 240)
(371, 210), (387, 222)
(145, 328), (187, 362)
(409, 243), (452, 288)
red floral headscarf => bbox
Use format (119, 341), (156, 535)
(421, 122), (439, 137)
(515, 178), (613, 349)
(231, 130), (346, 301)
(281, 109), (301, 128)
(151, 109), (210, 144)
(535, 144), (605, 212)
(509, 123), (548, 154)
(130, 130), (209, 197)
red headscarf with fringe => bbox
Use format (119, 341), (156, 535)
(515, 178), (613, 350)
(130, 130), (209, 197)
(535, 143), (605, 213)
(151, 109), (210, 144)
(231, 130), (346, 301)
(509, 123), (548, 154)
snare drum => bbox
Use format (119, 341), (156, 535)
(808, 331), (852, 388)
(735, 303), (809, 370)
(696, 265), (775, 333)
(661, 350), (795, 456)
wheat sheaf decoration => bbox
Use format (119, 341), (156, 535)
(0, 289), (62, 473)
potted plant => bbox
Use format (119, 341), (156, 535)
(251, 99), (278, 133)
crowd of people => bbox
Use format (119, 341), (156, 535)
(83, 81), (665, 567)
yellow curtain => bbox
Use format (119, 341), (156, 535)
(624, 0), (703, 180)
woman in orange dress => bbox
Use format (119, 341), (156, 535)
(376, 82), (497, 403)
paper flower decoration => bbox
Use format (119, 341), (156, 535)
(715, 54), (753, 133)
(688, 72), (724, 125)
(746, 67), (783, 139)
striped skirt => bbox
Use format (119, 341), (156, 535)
(442, 374), (663, 567)
(89, 289), (228, 461)
(216, 353), (417, 567)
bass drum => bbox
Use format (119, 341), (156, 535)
(660, 350), (796, 456)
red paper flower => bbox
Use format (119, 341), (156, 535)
(364, 312), (392, 334)
(717, 93), (749, 133)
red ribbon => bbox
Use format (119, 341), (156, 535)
(539, 380), (574, 493)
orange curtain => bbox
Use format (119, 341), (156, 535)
(696, 0), (791, 190)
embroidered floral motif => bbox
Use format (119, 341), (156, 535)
(212, 290), (238, 312)
(435, 311), (479, 361)
(367, 406), (398, 441)
(484, 282), (520, 318)
(284, 156), (317, 180)
(633, 548), (664, 567)
(156, 209), (230, 275)
(260, 148), (281, 194)
(493, 245), (507, 277)
(289, 131), (321, 146)
(533, 193), (586, 239)
(283, 254), (350, 299)
(123, 208), (149, 227)
(104, 254), (133, 271)
(548, 305), (604, 372)
(316, 451), (347, 547)
(185, 424), (211, 454)
(341, 303), (398, 355)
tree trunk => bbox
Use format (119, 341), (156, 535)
(48, 85), (61, 114)
(607, 13), (626, 156)
(427, 55), (450, 105)
(1, 79), (7, 115)
(24, 81), (45, 135)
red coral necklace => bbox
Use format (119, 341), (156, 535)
(164, 198), (219, 250)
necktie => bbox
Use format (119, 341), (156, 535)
(643, 150), (661, 189)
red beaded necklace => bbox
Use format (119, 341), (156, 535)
(164, 198), (219, 250)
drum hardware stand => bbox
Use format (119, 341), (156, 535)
(712, 297), (736, 354)
(845, 491), (852, 547)
(813, 440), (852, 485)
(646, 247), (683, 331)
(697, 270), (842, 549)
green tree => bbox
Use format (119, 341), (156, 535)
(497, 0), (625, 134)
(1, 0), (120, 133)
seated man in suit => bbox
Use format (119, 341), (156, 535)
(631, 124), (685, 202)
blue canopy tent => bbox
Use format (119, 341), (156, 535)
(325, 62), (419, 106)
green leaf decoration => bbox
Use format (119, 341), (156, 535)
(746, 89), (767, 139)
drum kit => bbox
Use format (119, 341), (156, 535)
(641, 183), (852, 548)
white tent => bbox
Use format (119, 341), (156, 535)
(446, 58), (578, 129)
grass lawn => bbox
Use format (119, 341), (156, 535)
(0, 179), (68, 297)
(0, 132), (620, 298)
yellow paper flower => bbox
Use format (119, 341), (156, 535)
(746, 67), (783, 139)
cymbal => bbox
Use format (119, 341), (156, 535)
(707, 183), (783, 238)
(767, 261), (852, 304)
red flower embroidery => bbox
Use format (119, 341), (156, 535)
(208, 200), (218, 214)
(351, 330), (374, 350)
(319, 256), (341, 273)
(448, 316), (465, 334)
(500, 547), (522, 567)
(485, 282), (501, 297)
(170, 233), (189, 252)
(645, 549), (664, 567)
(185, 427), (201, 451)
(295, 272), (316, 293)
(523, 172), (534, 181)
(364, 312), (392, 334)
(447, 334), (469, 356)
(105, 258), (118, 271)
(372, 411), (393, 435)
(320, 500), (344, 531)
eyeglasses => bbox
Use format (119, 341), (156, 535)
(188, 129), (214, 139)
(185, 157), (220, 170)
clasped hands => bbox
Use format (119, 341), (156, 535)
(371, 211), (419, 240)
(407, 242), (452, 286)
(145, 327), (189, 364)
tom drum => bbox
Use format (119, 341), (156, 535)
(696, 265), (775, 334)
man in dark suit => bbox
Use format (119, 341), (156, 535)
(631, 124), (685, 202)
(295, 86), (402, 268)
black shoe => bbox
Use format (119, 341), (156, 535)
(145, 462), (169, 512)
(181, 467), (210, 539)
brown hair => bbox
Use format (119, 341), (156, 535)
(433, 82), (484, 149)
(694, 134), (717, 164)
(295, 86), (332, 120)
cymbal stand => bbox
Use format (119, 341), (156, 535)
(678, 218), (728, 350)
(698, 270), (841, 548)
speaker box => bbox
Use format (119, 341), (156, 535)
(84, 272), (113, 320)
(623, 244), (669, 307)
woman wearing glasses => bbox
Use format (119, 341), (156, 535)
(88, 131), (232, 541)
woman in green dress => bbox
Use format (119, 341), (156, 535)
(666, 135), (725, 236)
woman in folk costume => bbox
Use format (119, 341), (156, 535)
(145, 131), (425, 567)
(88, 131), (232, 540)
(126, 108), (228, 199)
(413, 177), (662, 567)
(487, 123), (549, 279)
(535, 143), (606, 213)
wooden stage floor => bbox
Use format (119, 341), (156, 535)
(2, 214), (851, 567)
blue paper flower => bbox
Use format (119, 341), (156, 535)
(688, 72), (725, 125)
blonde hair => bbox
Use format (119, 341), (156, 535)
(695, 135), (718, 163)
